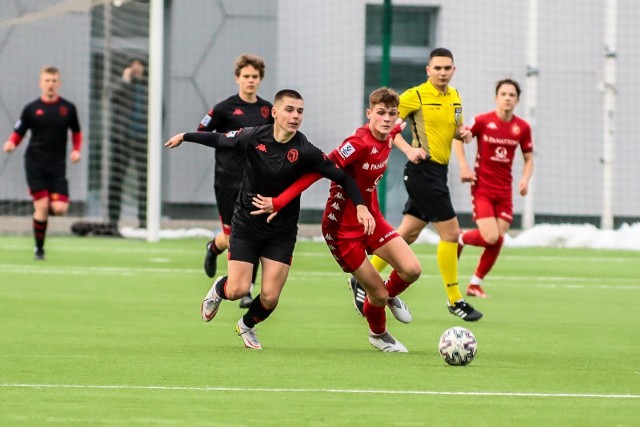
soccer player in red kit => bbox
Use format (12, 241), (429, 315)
(453, 79), (534, 298)
(253, 88), (421, 352)
(3, 66), (82, 260)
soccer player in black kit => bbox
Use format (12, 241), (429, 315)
(3, 66), (82, 260)
(197, 54), (273, 309)
(165, 89), (375, 349)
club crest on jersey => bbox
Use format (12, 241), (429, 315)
(339, 142), (356, 159)
(287, 149), (299, 163)
(261, 106), (270, 118)
(59, 106), (68, 116)
(511, 124), (521, 135)
(200, 115), (212, 127)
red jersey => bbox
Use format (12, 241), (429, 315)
(323, 123), (397, 238)
(470, 111), (533, 197)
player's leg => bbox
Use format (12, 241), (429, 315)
(204, 186), (235, 278)
(468, 217), (509, 298)
(31, 193), (50, 260)
(371, 233), (422, 324)
(370, 214), (426, 273)
(352, 260), (408, 353)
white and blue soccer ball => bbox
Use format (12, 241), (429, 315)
(438, 326), (478, 366)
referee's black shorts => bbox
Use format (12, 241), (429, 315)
(229, 210), (297, 266)
(402, 159), (456, 223)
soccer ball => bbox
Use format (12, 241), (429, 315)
(438, 326), (478, 366)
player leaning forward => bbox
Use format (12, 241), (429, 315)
(254, 88), (422, 352)
(164, 89), (375, 350)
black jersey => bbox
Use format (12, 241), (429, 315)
(197, 94), (273, 189)
(13, 97), (81, 165)
(183, 125), (365, 229)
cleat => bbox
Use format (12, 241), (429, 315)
(236, 319), (262, 349)
(387, 296), (412, 324)
(348, 276), (366, 317)
(466, 284), (489, 298)
(201, 276), (224, 322)
(238, 293), (253, 309)
(368, 331), (408, 353)
(34, 247), (45, 261)
(203, 240), (218, 278)
(447, 300), (483, 322)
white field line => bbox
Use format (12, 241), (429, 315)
(0, 243), (637, 263)
(0, 263), (638, 288)
(0, 383), (637, 399)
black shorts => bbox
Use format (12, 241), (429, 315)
(25, 160), (68, 196)
(402, 159), (456, 223)
(214, 185), (240, 225)
(229, 210), (297, 266)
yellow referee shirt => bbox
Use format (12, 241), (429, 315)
(399, 80), (463, 165)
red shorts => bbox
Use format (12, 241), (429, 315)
(322, 217), (399, 273)
(472, 191), (513, 223)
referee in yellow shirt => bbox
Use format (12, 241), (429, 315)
(350, 47), (483, 322)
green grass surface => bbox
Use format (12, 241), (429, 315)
(0, 236), (638, 426)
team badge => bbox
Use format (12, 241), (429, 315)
(511, 124), (521, 136)
(59, 106), (68, 117)
(261, 106), (270, 118)
(287, 149), (299, 163)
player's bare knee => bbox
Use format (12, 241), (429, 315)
(50, 206), (68, 216)
(400, 264), (421, 283)
(258, 293), (278, 310)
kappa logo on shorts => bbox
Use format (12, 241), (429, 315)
(338, 142), (356, 159)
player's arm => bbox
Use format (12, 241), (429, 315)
(452, 139), (475, 183)
(164, 129), (242, 149)
(69, 104), (82, 163)
(519, 151), (534, 196)
(4, 106), (31, 153)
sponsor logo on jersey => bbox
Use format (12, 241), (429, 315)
(487, 121), (498, 129)
(287, 149), (299, 163)
(371, 147), (378, 154)
(200, 115), (212, 127)
(362, 162), (370, 170)
(338, 142), (356, 159)
(36, 109), (44, 116)
(255, 143), (267, 152)
(491, 146), (510, 163)
(232, 108), (244, 115)
(261, 106), (270, 118)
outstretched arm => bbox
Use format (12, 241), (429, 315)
(165, 130), (238, 149)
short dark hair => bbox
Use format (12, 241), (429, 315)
(235, 53), (266, 79)
(274, 89), (303, 104)
(369, 87), (400, 109)
(40, 65), (60, 75)
(496, 78), (521, 98)
(429, 47), (454, 63)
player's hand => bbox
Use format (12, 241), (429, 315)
(251, 194), (278, 222)
(459, 164), (476, 183)
(122, 67), (133, 83)
(458, 125), (473, 143)
(391, 118), (406, 135)
(356, 205), (376, 235)
(519, 179), (529, 196)
(70, 150), (81, 163)
(406, 147), (427, 164)
(164, 133), (185, 148)
(3, 141), (15, 153)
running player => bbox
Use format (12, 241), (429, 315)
(3, 66), (82, 260)
(165, 89), (374, 350)
(253, 88), (421, 352)
(454, 78), (534, 298)
(198, 54), (273, 308)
